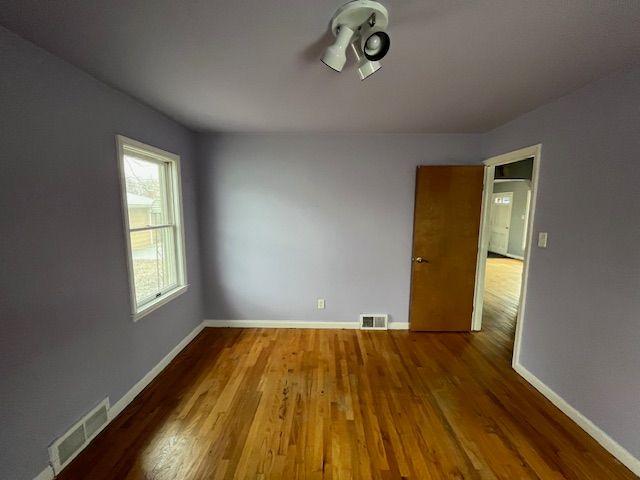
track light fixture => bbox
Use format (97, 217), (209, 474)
(321, 0), (390, 80)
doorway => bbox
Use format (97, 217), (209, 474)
(472, 145), (541, 367)
(489, 191), (513, 256)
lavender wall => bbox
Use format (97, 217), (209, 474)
(482, 66), (640, 459)
(196, 133), (480, 325)
(0, 28), (203, 479)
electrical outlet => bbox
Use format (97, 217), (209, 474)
(317, 298), (326, 310)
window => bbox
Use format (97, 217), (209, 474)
(117, 136), (187, 320)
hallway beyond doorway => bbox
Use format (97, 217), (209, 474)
(483, 257), (524, 348)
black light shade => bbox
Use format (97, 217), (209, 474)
(363, 31), (390, 61)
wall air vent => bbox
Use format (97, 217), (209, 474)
(360, 314), (388, 330)
(48, 398), (110, 474)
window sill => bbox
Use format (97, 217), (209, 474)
(132, 285), (189, 322)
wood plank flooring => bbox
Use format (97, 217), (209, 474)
(482, 257), (523, 348)
(59, 259), (637, 479)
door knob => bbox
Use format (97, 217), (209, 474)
(414, 257), (428, 263)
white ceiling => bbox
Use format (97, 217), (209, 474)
(1, 0), (640, 133)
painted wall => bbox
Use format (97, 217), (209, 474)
(482, 66), (640, 460)
(196, 134), (481, 325)
(492, 181), (530, 258)
(0, 28), (203, 480)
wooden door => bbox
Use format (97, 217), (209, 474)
(409, 166), (484, 331)
(489, 192), (513, 255)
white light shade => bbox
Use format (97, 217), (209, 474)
(321, 26), (355, 72)
(357, 59), (381, 80)
(351, 41), (381, 80)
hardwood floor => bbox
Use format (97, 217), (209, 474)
(482, 257), (523, 348)
(59, 261), (636, 479)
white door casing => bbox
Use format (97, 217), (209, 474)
(471, 143), (542, 368)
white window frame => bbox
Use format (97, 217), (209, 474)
(116, 135), (188, 321)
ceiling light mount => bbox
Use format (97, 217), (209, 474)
(321, 0), (390, 79)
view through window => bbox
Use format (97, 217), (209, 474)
(118, 136), (186, 317)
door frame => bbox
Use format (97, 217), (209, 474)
(489, 191), (514, 256)
(471, 144), (541, 368)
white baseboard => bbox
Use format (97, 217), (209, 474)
(388, 322), (410, 330)
(110, 321), (205, 419)
(204, 319), (358, 329)
(33, 465), (54, 480)
(514, 362), (640, 477)
(488, 250), (524, 261)
(203, 320), (410, 330)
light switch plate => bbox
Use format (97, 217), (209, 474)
(538, 232), (548, 248)
(317, 298), (326, 309)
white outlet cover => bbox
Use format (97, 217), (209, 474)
(538, 232), (548, 248)
(317, 299), (326, 309)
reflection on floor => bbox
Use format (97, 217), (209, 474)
(483, 257), (523, 349)
(58, 259), (637, 479)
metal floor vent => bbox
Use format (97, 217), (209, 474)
(49, 398), (110, 474)
(360, 314), (388, 330)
